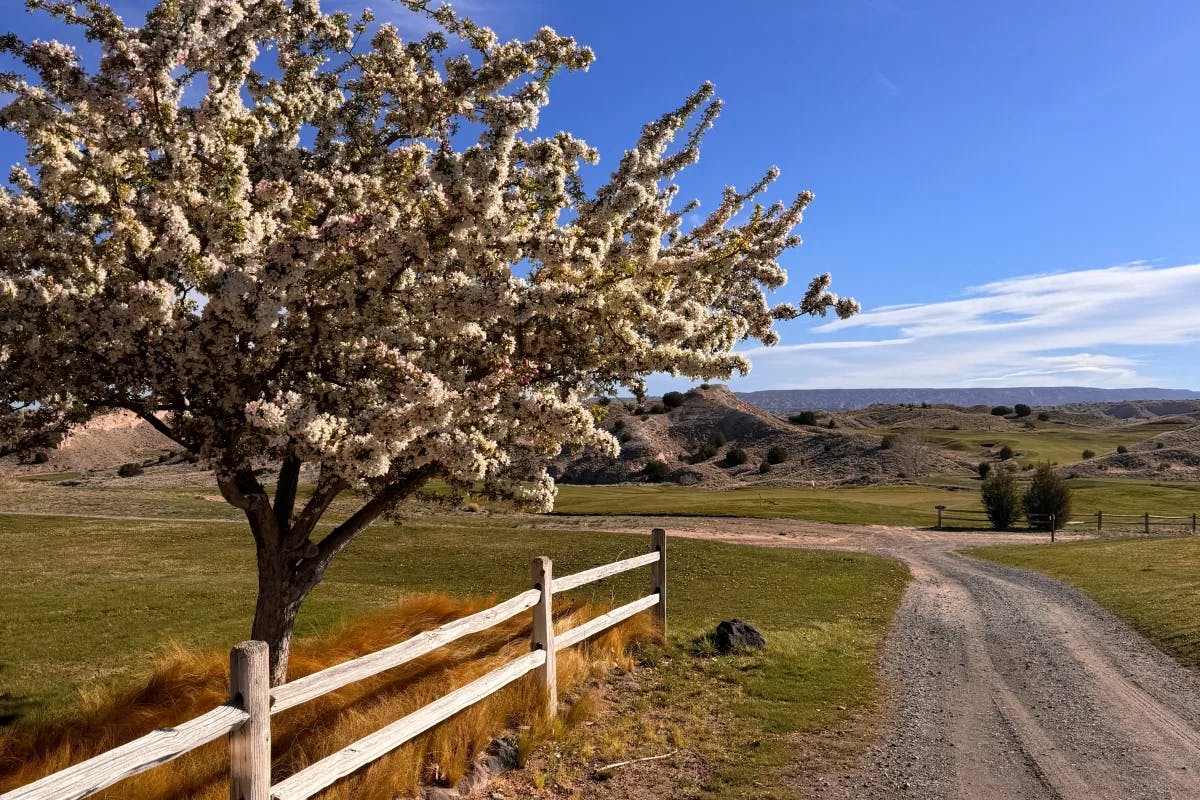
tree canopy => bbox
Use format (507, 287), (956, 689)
(0, 0), (857, 681)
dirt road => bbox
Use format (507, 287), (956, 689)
(576, 516), (1200, 799)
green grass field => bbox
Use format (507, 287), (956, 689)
(0, 491), (908, 797)
(902, 421), (1187, 467)
(554, 478), (1200, 528)
(969, 537), (1200, 669)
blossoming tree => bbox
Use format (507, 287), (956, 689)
(0, 0), (858, 684)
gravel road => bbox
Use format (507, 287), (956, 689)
(574, 516), (1200, 799)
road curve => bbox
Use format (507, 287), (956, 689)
(574, 517), (1200, 799)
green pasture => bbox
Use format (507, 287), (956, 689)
(899, 420), (1188, 467)
(0, 491), (907, 797)
(970, 536), (1200, 669)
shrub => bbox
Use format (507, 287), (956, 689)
(758, 461), (771, 475)
(1081, 449), (1096, 459)
(710, 431), (728, 447)
(766, 445), (788, 464)
(648, 403), (666, 414)
(1155, 441), (1165, 450)
(32, 451), (49, 464)
(617, 431), (632, 444)
(1023, 463), (1072, 530)
(699, 383), (711, 389)
(661, 391), (685, 409)
(1116, 444), (1128, 454)
(827, 418), (838, 429)
(117, 462), (144, 478)
(1014, 403), (1032, 418)
(880, 434), (897, 450)
(998, 445), (1014, 460)
(643, 460), (670, 482)
(1037, 412), (1050, 421)
(981, 470), (1022, 530)
(788, 411), (818, 425)
(978, 461), (991, 479)
(612, 419), (626, 432)
(695, 442), (719, 461)
(991, 406), (1012, 417)
(725, 447), (748, 466)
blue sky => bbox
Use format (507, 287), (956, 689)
(6, 1), (1200, 391)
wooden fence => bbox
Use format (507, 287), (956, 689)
(935, 505), (1198, 540)
(0, 529), (668, 800)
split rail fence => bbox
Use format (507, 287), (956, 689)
(935, 505), (1198, 540)
(0, 529), (668, 800)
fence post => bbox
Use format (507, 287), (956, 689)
(1097, 510), (1102, 532)
(1050, 514), (1055, 543)
(530, 556), (557, 720)
(651, 528), (667, 638)
(1193, 513), (1197, 535)
(229, 641), (270, 800)
(1145, 512), (1151, 536)
(935, 505), (945, 529)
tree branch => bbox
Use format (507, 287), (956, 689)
(274, 449), (302, 534)
(121, 405), (194, 452)
(290, 469), (349, 544)
(314, 466), (433, 568)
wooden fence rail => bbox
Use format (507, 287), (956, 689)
(0, 529), (668, 800)
(935, 506), (1199, 539)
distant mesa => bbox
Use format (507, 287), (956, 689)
(737, 386), (1200, 413)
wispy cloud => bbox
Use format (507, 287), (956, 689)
(737, 262), (1200, 389)
(872, 70), (898, 96)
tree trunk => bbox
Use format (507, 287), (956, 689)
(250, 555), (315, 686)
(220, 462), (432, 686)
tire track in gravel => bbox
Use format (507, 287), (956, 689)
(583, 517), (1200, 799)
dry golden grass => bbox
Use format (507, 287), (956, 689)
(0, 592), (654, 799)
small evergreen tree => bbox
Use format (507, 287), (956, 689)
(766, 445), (789, 464)
(1014, 404), (1032, 418)
(1023, 463), (1072, 530)
(662, 391), (685, 409)
(981, 470), (1021, 530)
(1116, 444), (1128, 454)
(1037, 412), (1051, 421)
(978, 461), (991, 479)
(1081, 449), (1096, 459)
(643, 460), (671, 482)
(789, 410), (819, 425)
(999, 445), (1015, 460)
(991, 406), (1013, 416)
(725, 447), (748, 466)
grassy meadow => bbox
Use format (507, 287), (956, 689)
(554, 478), (1200, 528)
(899, 419), (1189, 468)
(970, 536), (1200, 669)
(0, 483), (908, 798)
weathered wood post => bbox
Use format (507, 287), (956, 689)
(1049, 514), (1056, 543)
(935, 505), (945, 529)
(1097, 510), (1103, 532)
(229, 641), (270, 800)
(1144, 512), (1151, 536)
(530, 556), (556, 719)
(651, 528), (667, 638)
(1193, 513), (1197, 535)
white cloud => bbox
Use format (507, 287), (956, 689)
(736, 262), (1200, 389)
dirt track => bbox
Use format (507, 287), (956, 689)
(581, 516), (1200, 799)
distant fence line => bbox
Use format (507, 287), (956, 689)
(935, 505), (1199, 540)
(0, 530), (668, 800)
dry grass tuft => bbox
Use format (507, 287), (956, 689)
(0, 592), (655, 799)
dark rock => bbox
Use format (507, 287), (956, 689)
(483, 737), (519, 773)
(710, 619), (766, 654)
